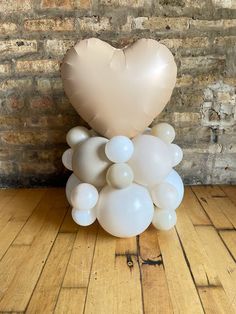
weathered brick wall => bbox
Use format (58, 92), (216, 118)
(0, 0), (235, 187)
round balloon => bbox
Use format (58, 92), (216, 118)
(66, 126), (90, 148)
(71, 183), (99, 211)
(151, 123), (175, 143)
(72, 208), (96, 226)
(128, 135), (172, 186)
(72, 137), (111, 188)
(62, 148), (73, 171)
(106, 163), (134, 189)
(164, 169), (184, 207)
(151, 182), (179, 210)
(105, 136), (134, 163)
(65, 173), (81, 205)
(169, 144), (183, 167)
(96, 183), (154, 237)
(152, 208), (177, 231)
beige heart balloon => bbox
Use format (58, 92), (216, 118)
(61, 38), (177, 139)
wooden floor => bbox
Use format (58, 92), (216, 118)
(0, 186), (236, 313)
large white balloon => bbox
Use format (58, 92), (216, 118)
(106, 163), (134, 189)
(72, 137), (111, 187)
(71, 183), (98, 210)
(168, 144), (183, 167)
(72, 208), (96, 226)
(62, 148), (73, 171)
(96, 183), (154, 237)
(105, 136), (134, 163)
(65, 173), (81, 205)
(164, 169), (184, 207)
(151, 123), (175, 143)
(152, 207), (177, 231)
(128, 135), (172, 186)
(151, 182), (179, 210)
(66, 126), (90, 148)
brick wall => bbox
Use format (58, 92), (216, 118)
(0, 0), (235, 187)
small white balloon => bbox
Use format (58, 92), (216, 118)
(72, 208), (96, 226)
(105, 136), (134, 163)
(151, 123), (175, 143)
(65, 173), (81, 205)
(151, 182), (179, 210)
(169, 144), (183, 167)
(62, 148), (73, 170)
(96, 183), (154, 237)
(106, 163), (134, 189)
(164, 169), (184, 207)
(66, 126), (90, 148)
(152, 208), (177, 231)
(71, 183), (99, 211)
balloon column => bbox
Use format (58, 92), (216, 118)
(61, 38), (184, 238)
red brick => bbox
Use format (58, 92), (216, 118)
(24, 18), (75, 32)
(30, 96), (55, 111)
(15, 60), (59, 74)
(0, 0), (32, 13)
(5, 95), (25, 112)
(40, 0), (73, 9)
(1, 131), (65, 145)
(0, 40), (37, 57)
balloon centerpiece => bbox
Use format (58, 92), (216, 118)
(61, 38), (184, 238)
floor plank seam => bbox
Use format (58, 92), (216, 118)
(174, 226), (206, 313)
(217, 231), (236, 263)
(136, 235), (145, 314)
(82, 226), (99, 314)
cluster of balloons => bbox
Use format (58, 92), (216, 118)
(62, 122), (184, 238)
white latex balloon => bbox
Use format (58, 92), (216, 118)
(169, 144), (183, 167)
(96, 183), (154, 237)
(105, 136), (134, 163)
(72, 137), (111, 187)
(128, 135), (172, 186)
(106, 163), (134, 189)
(62, 148), (73, 171)
(65, 173), (81, 205)
(151, 182), (179, 210)
(151, 123), (175, 143)
(71, 183), (98, 211)
(164, 169), (184, 207)
(66, 126), (90, 148)
(72, 208), (96, 226)
(152, 208), (177, 231)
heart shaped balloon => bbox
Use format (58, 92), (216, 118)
(61, 38), (177, 139)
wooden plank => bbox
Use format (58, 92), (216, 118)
(0, 189), (45, 259)
(26, 233), (75, 314)
(55, 288), (86, 314)
(63, 223), (98, 288)
(0, 189), (17, 212)
(182, 187), (211, 225)
(84, 228), (143, 314)
(221, 185), (236, 205)
(139, 225), (173, 314)
(192, 186), (233, 229)
(0, 245), (29, 301)
(14, 189), (68, 245)
(0, 191), (68, 312)
(219, 230), (236, 260)
(158, 228), (204, 314)
(176, 209), (220, 286)
(198, 286), (235, 314)
(196, 226), (236, 311)
(115, 235), (137, 255)
(215, 197), (236, 229)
